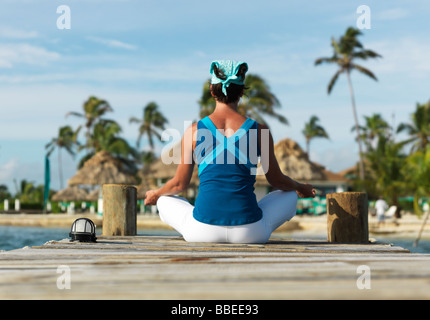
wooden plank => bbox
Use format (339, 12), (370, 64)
(0, 236), (429, 300)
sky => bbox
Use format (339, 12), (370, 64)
(0, 0), (429, 194)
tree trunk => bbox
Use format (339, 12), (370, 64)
(346, 70), (365, 181)
(306, 138), (310, 158)
(58, 148), (63, 190)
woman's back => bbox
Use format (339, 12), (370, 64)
(207, 107), (248, 138)
(192, 112), (262, 226)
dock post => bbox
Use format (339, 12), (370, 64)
(326, 192), (369, 243)
(102, 184), (137, 236)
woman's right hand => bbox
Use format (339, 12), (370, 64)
(144, 189), (160, 206)
(296, 183), (316, 198)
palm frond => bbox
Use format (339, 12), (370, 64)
(314, 55), (338, 66)
(65, 111), (84, 118)
(327, 69), (343, 94)
(352, 63), (378, 81)
(353, 49), (382, 60)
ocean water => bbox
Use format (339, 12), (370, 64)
(275, 232), (430, 254)
(372, 236), (430, 254)
(0, 225), (429, 253)
(0, 226), (180, 251)
(0, 226), (74, 251)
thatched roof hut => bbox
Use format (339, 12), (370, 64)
(86, 188), (100, 202)
(68, 151), (137, 186)
(52, 185), (89, 202)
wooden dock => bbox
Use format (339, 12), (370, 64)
(1, 235), (430, 300)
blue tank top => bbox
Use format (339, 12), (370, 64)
(192, 116), (263, 226)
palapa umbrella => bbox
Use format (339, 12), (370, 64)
(67, 151), (137, 215)
(86, 188), (100, 202)
(68, 151), (137, 186)
(52, 185), (89, 202)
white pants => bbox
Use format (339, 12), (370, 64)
(157, 190), (298, 244)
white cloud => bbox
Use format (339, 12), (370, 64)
(0, 158), (20, 182)
(0, 26), (38, 39)
(0, 157), (45, 193)
(378, 8), (409, 21)
(0, 43), (60, 69)
(366, 37), (430, 76)
(309, 143), (358, 173)
(0, 68), (143, 84)
(0, 82), (200, 141)
(86, 36), (137, 50)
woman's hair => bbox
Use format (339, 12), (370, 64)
(210, 64), (247, 104)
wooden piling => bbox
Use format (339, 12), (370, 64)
(102, 184), (137, 236)
(327, 192), (369, 243)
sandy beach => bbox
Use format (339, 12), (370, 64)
(0, 211), (428, 239)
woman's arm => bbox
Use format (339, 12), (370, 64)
(259, 123), (315, 198)
(144, 124), (196, 205)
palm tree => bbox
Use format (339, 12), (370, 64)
(403, 145), (430, 216)
(0, 184), (11, 201)
(66, 96), (113, 152)
(315, 27), (382, 180)
(198, 74), (288, 126)
(13, 180), (48, 204)
(302, 115), (329, 156)
(78, 119), (138, 173)
(129, 102), (169, 151)
(352, 113), (391, 150)
(365, 135), (407, 218)
(91, 119), (124, 152)
(397, 101), (430, 153)
(45, 125), (79, 189)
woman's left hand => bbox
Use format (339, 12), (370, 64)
(144, 190), (160, 206)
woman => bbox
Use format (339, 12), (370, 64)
(144, 60), (315, 243)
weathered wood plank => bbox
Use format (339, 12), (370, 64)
(0, 236), (429, 300)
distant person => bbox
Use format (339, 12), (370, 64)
(423, 202), (429, 214)
(144, 60), (315, 243)
(375, 196), (388, 227)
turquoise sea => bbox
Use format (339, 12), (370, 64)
(0, 226), (179, 252)
(0, 225), (429, 254)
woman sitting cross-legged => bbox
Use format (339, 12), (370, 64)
(144, 60), (315, 244)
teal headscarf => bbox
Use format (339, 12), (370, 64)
(210, 60), (248, 96)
